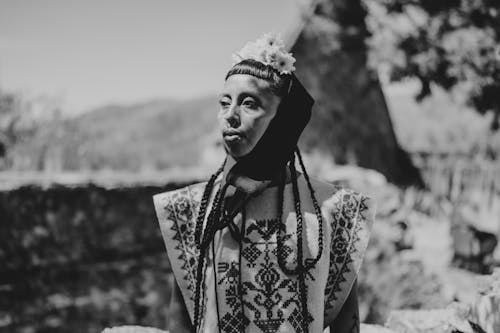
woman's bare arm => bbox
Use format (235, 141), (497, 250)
(329, 280), (360, 333)
(167, 276), (195, 333)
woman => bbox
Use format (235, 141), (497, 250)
(153, 33), (376, 333)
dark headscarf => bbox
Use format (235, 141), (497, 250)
(226, 73), (314, 183)
(214, 73), (315, 237)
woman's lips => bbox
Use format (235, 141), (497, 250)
(223, 133), (242, 142)
(223, 129), (243, 142)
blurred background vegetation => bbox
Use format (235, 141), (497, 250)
(1, 0), (499, 332)
(1, 0), (500, 173)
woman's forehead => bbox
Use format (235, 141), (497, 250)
(222, 74), (273, 96)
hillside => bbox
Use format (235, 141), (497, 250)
(74, 96), (220, 170)
(6, 82), (500, 172)
(9, 95), (222, 171)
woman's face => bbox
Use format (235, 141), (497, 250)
(218, 74), (281, 158)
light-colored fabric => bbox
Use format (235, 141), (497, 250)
(152, 176), (376, 333)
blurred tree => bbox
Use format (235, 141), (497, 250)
(0, 90), (75, 170)
(0, 91), (38, 168)
(366, 0), (500, 130)
(292, 0), (424, 187)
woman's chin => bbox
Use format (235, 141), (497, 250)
(223, 141), (251, 158)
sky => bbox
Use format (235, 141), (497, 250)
(0, 0), (303, 114)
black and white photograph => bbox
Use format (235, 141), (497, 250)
(1, 1), (499, 332)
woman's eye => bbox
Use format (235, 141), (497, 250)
(219, 98), (231, 108)
(242, 99), (258, 109)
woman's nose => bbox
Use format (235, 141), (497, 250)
(225, 104), (240, 127)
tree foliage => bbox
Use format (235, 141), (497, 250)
(0, 91), (70, 170)
(0, 91), (38, 162)
(366, 0), (500, 130)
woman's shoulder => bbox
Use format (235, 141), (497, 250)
(305, 176), (342, 201)
(304, 175), (376, 229)
(152, 181), (214, 225)
(305, 175), (362, 205)
(304, 178), (376, 212)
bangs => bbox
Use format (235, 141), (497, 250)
(226, 59), (291, 97)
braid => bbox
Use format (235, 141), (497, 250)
(200, 184), (228, 250)
(298, 270), (309, 332)
(275, 157), (310, 330)
(194, 164), (225, 245)
(276, 150), (324, 274)
(290, 158), (310, 332)
(192, 162), (225, 330)
(296, 148), (324, 269)
(193, 243), (206, 330)
(275, 148), (325, 332)
(290, 154), (304, 270)
(276, 165), (293, 274)
(193, 184), (226, 330)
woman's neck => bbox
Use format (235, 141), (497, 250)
(222, 154), (293, 195)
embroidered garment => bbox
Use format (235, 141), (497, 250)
(153, 175), (375, 333)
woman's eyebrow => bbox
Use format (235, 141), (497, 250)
(238, 92), (263, 101)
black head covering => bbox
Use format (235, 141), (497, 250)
(227, 73), (314, 182)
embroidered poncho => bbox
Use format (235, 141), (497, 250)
(153, 176), (375, 333)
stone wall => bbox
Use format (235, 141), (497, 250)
(1, 181), (195, 333)
(3, 171), (495, 332)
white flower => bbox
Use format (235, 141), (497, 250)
(259, 32), (285, 49)
(230, 32), (296, 75)
(275, 52), (296, 74)
(264, 45), (281, 63)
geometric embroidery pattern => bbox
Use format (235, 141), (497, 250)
(157, 183), (374, 332)
(220, 311), (250, 332)
(240, 219), (313, 333)
(323, 189), (369, 316)
(162, 185), (203, 304)
(241, 243), (262, 268)
(288, 307), (314, 333)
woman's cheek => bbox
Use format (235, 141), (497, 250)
(217, 108), (228, 123)
(242, 112), (269, 148)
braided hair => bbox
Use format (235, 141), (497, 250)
(192, 162), (225, 330)
(276, 148), (324, 332)
(192, 148), (323, 332)
(192, 58), (320, 332)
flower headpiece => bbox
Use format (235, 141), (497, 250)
(231, 32), (296, 75)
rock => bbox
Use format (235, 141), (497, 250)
(451, 190), (499, 274)
(386, 303), (475, 333)
(471, 268), (500, 332)
(451, 223), (498, 274)
(472, 294), (500, 333)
